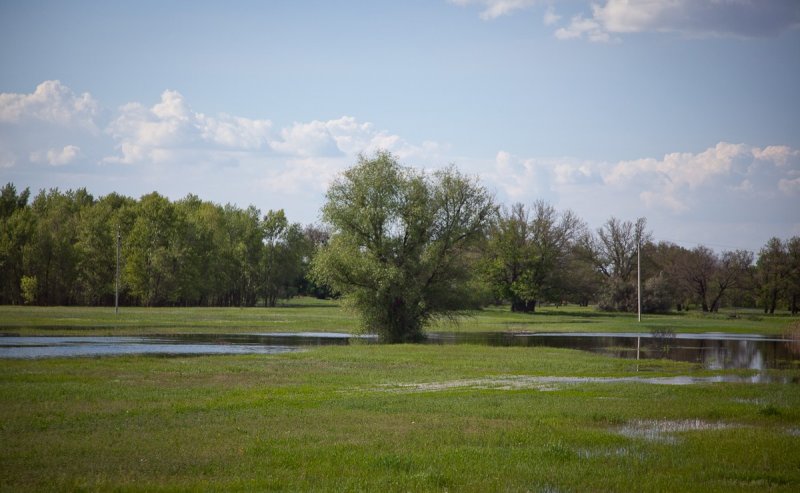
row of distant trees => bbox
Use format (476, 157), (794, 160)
(484, 203), (799, 315)
(0, 183), (330, 308)
(1, 178), (798, 315)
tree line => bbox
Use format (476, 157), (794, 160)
(1, 160), (798, 319)
(0, 183), (330, 307)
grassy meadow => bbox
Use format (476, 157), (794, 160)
(0, 297), (797, 336)
(1, 300), (799, 491)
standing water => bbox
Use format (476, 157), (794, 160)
(0, 331), (797, 371)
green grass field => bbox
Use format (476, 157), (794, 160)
(1, 297), (797, 336)
(1, 301), (799, 491)
(1, 345), (799, 491)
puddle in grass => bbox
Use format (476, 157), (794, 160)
(617, 419), (735, 444)
(0, 333), (372, 358)
(376, 373), (791, 393)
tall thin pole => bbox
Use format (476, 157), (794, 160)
(637, 239), (641, 322)
(115, 225), (120, 316)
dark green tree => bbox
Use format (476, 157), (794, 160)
(261, 210), (309, 307)
(756, 237), (787, 314)
(124, 192), (182, 306)
(74, 192), (135, 305)
(311, 152), (495, 342)
(0, 184), (32, 304)
(483, 201), (586, 312)
(26, 188), (91, 305)
(787, 237), (800, 314)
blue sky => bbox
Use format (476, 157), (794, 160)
(1, 0), (799, 253)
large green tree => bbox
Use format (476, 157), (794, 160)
(311, 152), (495, 342)
(483, 201), (586, 312)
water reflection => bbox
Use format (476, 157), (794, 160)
(0, 331), (797, 372)
(0, 335), (303, 358)
(425, 332), (798, 371)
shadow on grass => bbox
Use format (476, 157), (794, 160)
(274, 302), (342, 309)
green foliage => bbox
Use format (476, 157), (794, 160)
(260, 209), (310, 307)
(0, 178), (797, 319)
(311, 152), (495, 342)
(20, 275), (36, 305)
(0, 184), (33, 304)
(483, 201), (586, 312)
(597, 278), (637, 312)
(642, 273), (674, 314)
(26, 188), (92, 305)
(756, 237), (800, 315)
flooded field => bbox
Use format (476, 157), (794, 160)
(431, 331), (798, 370)
(1, 331), (797, 372)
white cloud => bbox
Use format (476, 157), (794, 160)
(30, 145), (81, 166)
(1, 81), (450, 219)
(483, 150), (543, 199)
(555, 15), (612, 42)
(592, 0), (800, 38)
(103, 88), (433, 174)
(0, 80), (98, 128)
(779, 177), (800, 195)
(552, 162), (595, 185)
(752, 145), (800, 167)
(482, 151), (602, 201)
(271, 120), (345, 158)
(448, 0), (540, 20)
(606, 142), (748, 188)
(543, 6), (561, 26)
(104, 89), (272, 164)
(269, 115), (441, 164)
(452, 1), (800, 42)
(478, 142), (800, 252)
(603, 142), (755, 211)
(259, 157), (343, 195)
(484, 142), (800, 216)
(200, 114), (271, 150)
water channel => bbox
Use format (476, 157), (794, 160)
(1, 331), (798, 373)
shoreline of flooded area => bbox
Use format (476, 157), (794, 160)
(428, 331), (798, 371)
(0, 331), (797, 373)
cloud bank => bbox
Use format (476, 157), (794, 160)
(0, 81), (447, 217)
(1, 80), (798, 249)
(483, 142), (800, 249)
(453, 0), (800, 42)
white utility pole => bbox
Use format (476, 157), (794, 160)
(115, 225), (120, 316)
(637, 239), (641, 322)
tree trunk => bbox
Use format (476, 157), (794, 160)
(511, 298), (536, 313)
(769, 289), (778, 314)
